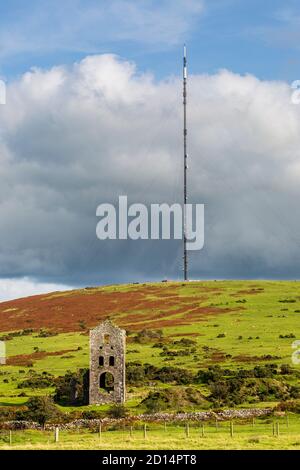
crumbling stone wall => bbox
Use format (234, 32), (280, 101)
(89, 320), (126, 404)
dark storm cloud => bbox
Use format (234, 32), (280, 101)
(1, 54), (300, 291)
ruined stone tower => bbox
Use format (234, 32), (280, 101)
(89, 320), (126, 404)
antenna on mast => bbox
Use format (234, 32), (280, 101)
(183, 44), (188, 281)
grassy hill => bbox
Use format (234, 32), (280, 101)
(1, 280), (300, 412)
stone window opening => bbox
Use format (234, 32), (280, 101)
(109, 356), (115, 367)
(104, 334), (110, 344)
(99, 355), (104, 366)
(99, 371), (114, 393)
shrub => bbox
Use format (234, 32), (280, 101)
(18, 372), (55, 389)
(133, 329), (163, 344)
(36, 329), (58, 338)
(280, 364), (293, 375)
(107, 404), (128, 419)
(160, 349), (190, 357)
(157, 366), (194, 384)
(142, 387), (206, 413)
(0, 406), (27, 421)
(26, 396), (64, 427)
(78, 320), (87, 331)
(0, 329), (34, 341)
(126, 362), (146, 386)
(196, 366), (224, 384)
(54, 369), (89, 405)
(81, 410), (105, 420)
(126, 362), (194, 386)
(276, 400), (300, 413)
(172, 338), (197, 347)
(279, 333), (296, 339)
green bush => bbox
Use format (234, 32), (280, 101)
(54, 368), (89, 405)
(26, 396), (64, 427)
(81, 410), (105, 420)
(276, 400), (300, 413)
(17, 371), (55, 389)
(133, 329), (163, 344)
(36, 329), (58, 338)
(107, 404), (128, 418)
(126, 362), (194, 386)
(142, 387), (206, 413)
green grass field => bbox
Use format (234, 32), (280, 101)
(1, 280), (300, 449)
(1, 415), (300, 450)
(1, 280), (300, 411)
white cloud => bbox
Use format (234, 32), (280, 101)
(1, 54), (300, 291)
(0, 278), (73, 302)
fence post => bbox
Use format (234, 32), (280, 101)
(99, 423), (102, 441)
(164, 421), (167, 432)
(130, 426), (133, 438)
(276, 422), (280, 437)
(143, 424), (147, 439)
(286, 414), (289, 428)
(230, 421), (234, 438)
(201, 423), (205, 437)
(252, 417), (255, 428)
(272, 422), (275, 436)
(9, 430), (12, 446)
(215, 418), (218, 431)
(185, 422), (190, 438)
(54, 427), (59, 443)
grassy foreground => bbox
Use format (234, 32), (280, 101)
(2, 418), (300, 450)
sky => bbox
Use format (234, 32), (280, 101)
(1, 0), (300, 300)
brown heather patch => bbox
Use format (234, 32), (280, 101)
(233, 354), (273, 363)
(168, 332), (201, 338)
(0, 283), (239, 334)
(231, 288), (264, 297)
(209, 351), (228, 362)
(6, 349), (78, 366)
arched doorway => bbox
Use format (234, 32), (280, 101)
(99, 371), (114, 393)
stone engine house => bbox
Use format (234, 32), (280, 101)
(89, 320), (126, 404)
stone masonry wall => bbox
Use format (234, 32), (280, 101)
(89, 320), (126, 405)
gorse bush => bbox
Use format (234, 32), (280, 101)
(81, 410), (105, 420)
(142, 387), (207, 413)
(54, 369), (89, 405)
(36, 329), (58, 338)
(133, 329), (163, 344)
(126, 362), (193, 386)
(0, 329), (34, 341)
(209, 377), (300, 406)
(107, 404), (128, 419)
(26, 396), (64, 427)
(18, 372), (55, 389)
(126, 362), (300, 407)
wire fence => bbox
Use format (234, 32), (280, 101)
(1, 415), (300, 447)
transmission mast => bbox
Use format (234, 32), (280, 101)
(183, 45), (188, 281)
